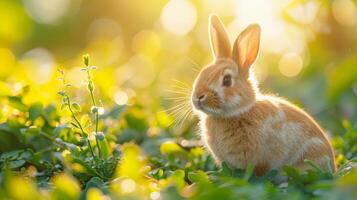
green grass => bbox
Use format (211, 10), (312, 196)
(0, 56), (356, 200)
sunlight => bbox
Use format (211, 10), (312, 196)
(116, 55), (156, 88)
(0, 0), (356, 199)
(114, 90), (128, 105)
(0, 48), (15, 77)
(87, 188), (104, 200)
(233, 0), (287, 53)
(332, 0), (357, 26)
(66, 67), (87, 87)
(120, 178), (136, 194)
(132, 30), (161, 58)
(150, 191), (161, 200)
(7, 177), (38, 199)
(0, 1), (32, 44)
(233, 0), (308, 55)
(278, 53), (303, 77)
(97, 106), (105, 115)
(160, 0), (197, 36)
(23, 0), (71, 24)
(287, 1), (319, 24)
(21, 48), (54, 84)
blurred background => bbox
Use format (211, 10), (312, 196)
(0, 0), (356, 135)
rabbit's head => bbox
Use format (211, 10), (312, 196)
(192, 15), (260, 117)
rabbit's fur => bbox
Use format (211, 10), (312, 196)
(191, 15), (336, 176)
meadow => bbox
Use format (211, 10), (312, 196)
(0, 0), (357, 199)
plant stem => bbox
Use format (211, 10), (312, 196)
(38, 131), (62, 147)
(87, 70), (102, 158)
(87, 139), (95, 158)
(65, 95), (95, 158)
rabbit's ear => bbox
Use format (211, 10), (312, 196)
(232, 24), (260, 77)
(209, 15), (231, 59)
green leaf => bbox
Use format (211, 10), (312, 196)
(7, 160), (26, 169)
(88, 81), (94, 92)
(53, 124), (71, 137)
(61, 104), (67, 110)
(95, 132), (110, 159)
(29, 102), (43, 121)
(243, 164), (255, 181)
(8, 96), (27, 112)
(327, 55), (357, 101)
(283, 166), (301, 181)
(188, 170), (210, 183)
(83, 54), (90, 66)
(0, 149), (33, 169)
(221, 162), (233, 176)
(58, 91), (66, 96)
(82, 177), (109, 198)
(71, 122), (79, 129)
(71, 103), (81, 112)
(149, 168), (164, 179)
(160, 141), (183, 155)
(80, 115), (91, 128)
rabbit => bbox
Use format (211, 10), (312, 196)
(191, 14), (336, 176)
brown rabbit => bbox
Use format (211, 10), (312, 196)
(191, 15), (336, 176)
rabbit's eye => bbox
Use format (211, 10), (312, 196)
(222, 75), (232, 87)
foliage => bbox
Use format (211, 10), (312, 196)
(1, 0), (357, 199)
(0, 55), (356, 200)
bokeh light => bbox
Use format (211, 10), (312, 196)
(286, 0), (319, 25)
(0, 48), (16, 78)
(20, 48), (54, 84)
(160, 0), (197, 36)
(150, 191), (161, 200)
(66, 67), (87, 87)
(0, 0), (33, 44)
(132, 30), (161, 58)
(114, 91), (129, 105)
(120, 178), (136, 194)
(278, 53), (303, 77)
(116, 55), (156, 88)
(332, 0), (357, 27)
(0, 0), (357, 199)
(23, 0), (71, 24)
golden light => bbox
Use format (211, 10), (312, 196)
(150, 191), (161, 200)
(116, 55), (156, 88)
(0, 48), (16, 77)
(87, 188), (104, 200)
(66, 67), (87, 87)
(86, 18), (124, 66)
(252, 63), (267, 82)
(51, 173), (80, 199)
(7, 177), (38, 199)
(120, 178), (136, 194)
(97, 107), (105, 115)
(332, 0), (357, 26)
(203, 0), (236, 17)
(23, 0), (71, 24)
(114, 91), (128, 105)
(160, 0), (197, 36)
(21, 48), (54, 84)
(232, 0), (308, 54)
(87, 18), (122, 41)
(278, 53), (303, 77)
(132, 30), (161, 58)
(85, 37), (124, 66)
(0, 0), (33, 44)
(286, 1), (319, 25)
